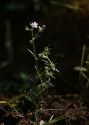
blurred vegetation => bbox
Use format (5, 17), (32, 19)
(0, 0), (89, 96)
(0, 1), (89, 125)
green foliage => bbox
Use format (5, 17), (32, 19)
(0, 22), (60, 125)
(26, 22), (58, 102)
(24, 22), (59, 122)
(74, 45), (89, 102)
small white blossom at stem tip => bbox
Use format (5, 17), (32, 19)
(38, 26), (43, 32)
(30, 22), (38, 28)
(25, 27), (30, 31)
(39, 25), (45, 31)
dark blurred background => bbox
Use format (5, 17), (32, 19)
(0, 0), (89, 95)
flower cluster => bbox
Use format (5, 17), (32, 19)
(25, 21), (45, 32)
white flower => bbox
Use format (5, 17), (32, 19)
(39, 120), (45, 125)
(30, 22), (38, 28)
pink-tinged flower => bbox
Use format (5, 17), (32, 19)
(30, 22), (38, 28)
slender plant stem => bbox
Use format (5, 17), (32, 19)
(79, 45), (86, 83)
(79, 44), (86, 101)
(31, 35), (39, 80)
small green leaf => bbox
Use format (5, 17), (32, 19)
(0, 101), (8, 104)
